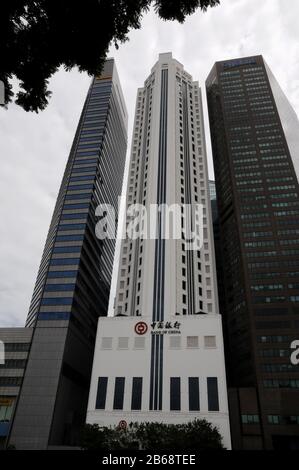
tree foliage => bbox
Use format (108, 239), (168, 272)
(80, 419), (224, 450)
(0, 1), (220, 112)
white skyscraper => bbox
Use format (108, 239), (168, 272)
(87, 53), (231, 448)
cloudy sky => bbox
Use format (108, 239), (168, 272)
(0, 0), (299, 327)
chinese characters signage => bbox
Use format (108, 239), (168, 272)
(151, 321), (181, 335)
(134, 320), (182, 336)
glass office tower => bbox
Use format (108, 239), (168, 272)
(9, 59), (128, 449)
(206, 55), (299, 450)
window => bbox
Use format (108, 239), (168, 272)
(170, 336), (181, 349)
(0, 377), (22, 387)
(134, 337), (145, 349)
(44, 284), (75, 292)
(0, 398), (15, 422)
(118, 337), (129, 349)
(40, 298), (72, 306)
(268, 415), (280, 425)
(187, 336), (199, 348)
(263, 379), (299, 389)
(131, 377), (143, 410)
(0, 359), (26, 369)
(113, 377), (125, 410)
(56, 235), (84, 242)
(204, 336), (216, 348)
(95, 377), (108, 409)
(241, 415), (259, 424)
(2, 343), (30, 352)
(47, 271), (77, 279)
(38, 312), (70, 321)
(207, 377), (219, 411)
(101, 337), (112, 349)
(170, 377), (181, 411)
(53, 246), (81, 254)
(189, 378), (200, 411)
(50, 258), (80, 266)
(257, 335), (290, 344)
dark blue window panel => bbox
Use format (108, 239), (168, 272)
(188, 378), (200, 411)
(89, 96), (110, 102)
(38, 312), (71, 321)
(87, 97), (108, 102)
(82, 122), (104, 128)
(65, 194), (91, 200)
(53, 246), (81, 254)
(83, 119), (103, 125)
(96, 377), (108, 409)
(74, 158), (98, 165)
(91, 83), (111, 89)
(89, 93), (110, 99)
(84, 118), (104, 123)
(81, 128), (104, 135)
(207, 377), (219, 411)
(76, 150), (99, 156)
(67, 184), (93, 190)
(91, 81), (111, 86)
(79, 136), (101, 141)
(56, 235), (84, 242)
(91, 90), (111, 95)
(63, 203), (90, 209)
(90, 89), (111, 94)
(91, 92), (110, 97)
(82, 121), (106, 126)
(44, 284), (75, 292)
(81, 129), (102, 135)
(79, 136), (101, 142)
(47, 271), (77, 278)
(58, 223), (86, 230)
(72, 167), (97, 173)
(0, 422), (10, 436)
(85, 108), (105, 114)
(84, 111), (105, 116)
(60, 214), (88, 220)
(88, 101), (109, 106)
(85, 105), (106, 111)
(41, 298), (73, 306)
(131, 377), (143, 410)
(70, 175), (95, 182)
(50, 258), (80, 266)
(170, 377), (181, 411)
(89, 96), (109, 101)
(92, 81), (111, 86)
(77, 143), (100, 149)
(113, 377), (125, 410)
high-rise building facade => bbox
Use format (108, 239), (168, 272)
(206, 55), (299, 449)
(9, 59), (128, 449)
(87, 53), (231, 448)
(0, 328), (33, 448)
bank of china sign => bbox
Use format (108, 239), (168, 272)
(134, 321), (181, 336)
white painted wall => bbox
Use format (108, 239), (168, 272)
(87, 315), (231, 449)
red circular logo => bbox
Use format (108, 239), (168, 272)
(134, 321), (148, 335)
(118, 420), (127, 430)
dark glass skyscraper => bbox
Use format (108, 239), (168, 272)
(9, 59), (128, 449)
(206, 56), (299, 450)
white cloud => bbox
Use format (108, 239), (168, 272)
(0, 0), (299, 326)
